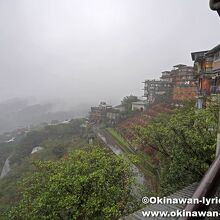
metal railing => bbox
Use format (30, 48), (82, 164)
(181, 153), (220, 220)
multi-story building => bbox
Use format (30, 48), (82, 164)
(90, 102), (123, 124)
(191, 51), (213, 96)
(170, 64), (197, 101)
(160, 71), (172, 82)
(206, 44), (220, 92)
(89, 102), (112, 123)
(106, 109), (120, 124)
(143, 80), (172, 103)
(171, 65), (195, 84)
(191, 43), (220, 108)
(144, 64), (197, 104)
(212, 44), (220, 72)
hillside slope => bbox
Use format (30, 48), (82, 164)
(118, 103), (173, 141)
(0, 118), (89, 216)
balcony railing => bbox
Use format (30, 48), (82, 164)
(210, 86), (220, 94)
(182, 153), (220, 220)
(200, 68), (213, 74)
(198, 86), (220, 97)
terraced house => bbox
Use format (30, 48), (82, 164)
(143, 64), (197, 104)
(143, 80), (172, 104)
(191, 43), (220, 108)
(171, 64), (197, 101)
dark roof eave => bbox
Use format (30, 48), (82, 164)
(206, 44), (220, 56)
(191, 51), (208, 61)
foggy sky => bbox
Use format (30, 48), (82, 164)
(0, 0), (220, 107)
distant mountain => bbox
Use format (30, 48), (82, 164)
(0, 98), (89, 134)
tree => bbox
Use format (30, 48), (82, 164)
(121, 95), (139, 112)
(9, 147), (138, 220)
(135, 104), (218, 195)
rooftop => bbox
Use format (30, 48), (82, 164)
(143, 80), (172, 84)
(132, 101), (146, 105)
(173, 64), (187, 68)
(191, 43), (220, 60)
(206, 43), (220, 56)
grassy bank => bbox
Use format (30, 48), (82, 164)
(105, 127), (158, 186)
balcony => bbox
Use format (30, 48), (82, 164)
(210, 86), (220, 94)
(200, 68), (213, 74)
(212, 59), (220, 72)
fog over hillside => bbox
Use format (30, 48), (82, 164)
(0, 98), (90, 134)
(0, 0), (220, 107)
(0, 0), (220, 132)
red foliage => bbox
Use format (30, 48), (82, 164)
(117, 103), (172, 141)
(143, 146), (155, 156)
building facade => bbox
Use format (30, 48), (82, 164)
(89, 102), (112, 123)
(191, 44), (220, 108)
(143, 80), (172, 103)
(131, 101), (147, 111)
(171, 64), (197, 101)
(160, 71), (172, 82)
(106, 109), (121, 124)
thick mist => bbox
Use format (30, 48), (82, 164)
(0, 0), (220, 107)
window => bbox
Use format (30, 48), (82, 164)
(214, 52), (220, 61)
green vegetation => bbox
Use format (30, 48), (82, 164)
(0, 119), (143, 220)
(106, 128), (131, 153)
(105, 128), (156, 181)
(135, 103), (218, 195)
(0, 101), (218, 219)
(8, 147), (139, 220)
(0, 119), (89, 218)
(121, 95), (138, 113)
